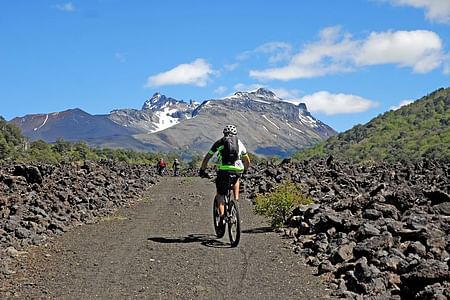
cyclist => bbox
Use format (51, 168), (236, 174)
(172, 158), (180, 176)
(199, 124), (250, 225)
(156, 158), (166, 176)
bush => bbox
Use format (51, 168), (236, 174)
(253, 181), (313, 228)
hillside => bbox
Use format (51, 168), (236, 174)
(0, 117), (24, 160)
(131, 89), (336, 156)
(10, 89), (336, 157)
(294, 87), (450, 163)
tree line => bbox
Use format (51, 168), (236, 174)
(293, 87), (450, 164)
(0, 116), (269, 168)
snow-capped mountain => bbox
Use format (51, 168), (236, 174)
(133, 88), (336, 156)
(10, 89), (336, 157)
(109, 93), (199, 133)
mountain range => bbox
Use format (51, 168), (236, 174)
(10, 88), (336, 157)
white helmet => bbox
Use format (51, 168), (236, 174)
(223, 124), (237, 135)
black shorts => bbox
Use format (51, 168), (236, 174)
(216, 170), (240, 195)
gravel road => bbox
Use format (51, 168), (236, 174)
(1, 177), (331, 299)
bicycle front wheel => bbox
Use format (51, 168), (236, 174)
(228, 200), (241, 247)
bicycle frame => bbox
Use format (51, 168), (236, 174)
(212, 172), (241, 247)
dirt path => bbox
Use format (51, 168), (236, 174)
(2, 177), (331, 299)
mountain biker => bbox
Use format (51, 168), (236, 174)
(172, 158), (180, 176)
(199, 124), (250, 224)
(157, 158), (166, 176)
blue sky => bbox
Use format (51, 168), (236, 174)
(1, 0), (449, 132)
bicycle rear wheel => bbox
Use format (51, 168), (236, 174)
(213, 197), (225, 238)
(228, 200), (241, 247)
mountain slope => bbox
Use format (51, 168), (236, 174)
(10, 89), (336, 156)
(130, 88), (336, 156)
(10, 109), (150, 150)
(294, 87), (450, 162)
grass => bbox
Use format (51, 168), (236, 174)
(253, 181), (313, 228)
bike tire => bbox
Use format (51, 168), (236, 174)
(213, 197), (225, 238)
(228, 200), (241, 247)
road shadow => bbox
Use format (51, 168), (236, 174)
(242, 226), (273, 234)
(148, 234), (230, 248)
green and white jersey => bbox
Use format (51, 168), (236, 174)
(208, 137), (248, 172)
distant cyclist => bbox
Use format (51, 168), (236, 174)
(156, 158), (166, 176)
(199, 124), (250, 224)
(172, 158), (180, 176)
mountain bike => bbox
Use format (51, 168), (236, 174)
(212, 173), (241, 247)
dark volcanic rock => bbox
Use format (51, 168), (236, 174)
(243, 159), (450, 299)
(0, 161), (158, 279)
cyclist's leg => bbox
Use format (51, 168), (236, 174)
(230, 172), (240, 201)
(215, 194), (225, 216)
(233, 179), (240, 201)
(215, 170), (229, 218)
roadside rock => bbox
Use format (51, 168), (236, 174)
(243, 158), (450, 299)
(0, 161), (158, 279)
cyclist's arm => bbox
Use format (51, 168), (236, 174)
(200, 151), (213, 170)
(242, 153), (250, 170)
(238, 140), (251, 171)
(201, 140), (221, 170)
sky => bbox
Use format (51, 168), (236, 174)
(1, 0), (449, 132)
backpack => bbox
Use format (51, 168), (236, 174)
(221, 135), (239, 165)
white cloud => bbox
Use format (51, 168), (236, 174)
(224, 63), (238, 71)
(444, 53), (450, 74)
(355, 30), (443, 73)
(390, 99), (414, 110)
(250, 27), (446, 80)
(270, 88), (301, 100)
(385, 0), (450, 23)
(250, 27), (356, 80)
(55, 2), (75, 12)
(145, 59), (215, 88)
(445, 64), (450, 75)
(214, 86), (227, 95)
(238, 42), (292, 64)
(287, 91), (378, 115)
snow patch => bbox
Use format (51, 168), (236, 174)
(150, 108), (180, 133)
(287, 122), (304, 134)
(262, 115), (280, 130)
(252, 98), (271, 104)
(299, 113), (318, 128)
(33, 114), (48, 131)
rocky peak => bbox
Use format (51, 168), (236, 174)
(254, 88), (277, 98)
(297, 103), (308, 113)
(142, 93), (178, 111)
(229, 88), (280, 102)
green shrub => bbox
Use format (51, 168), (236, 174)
(253, 181), (313, 228)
